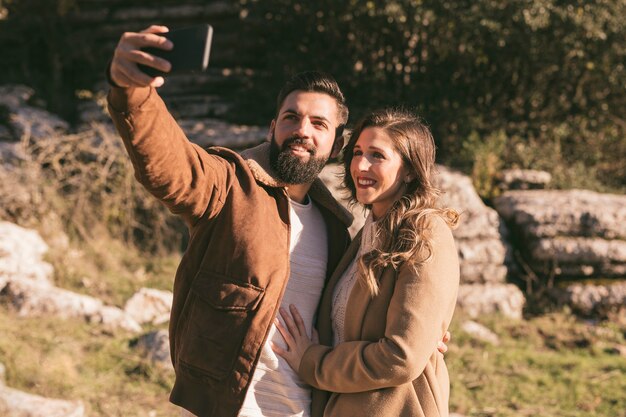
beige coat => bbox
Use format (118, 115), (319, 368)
(303, 216), (460, 417)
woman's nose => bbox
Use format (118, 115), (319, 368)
(355, 156), (371, 171)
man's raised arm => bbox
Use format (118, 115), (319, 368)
(107, 25), (230, 226)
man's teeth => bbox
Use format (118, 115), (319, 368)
(358, 178), (375, 185)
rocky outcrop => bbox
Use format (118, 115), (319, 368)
(497, 169), (552, 191)
(178, 118), (265, 150)
(0, 222), (140, 332)
(133, 330), (172, 368)
(435, 166), (513, 285)
(551, 282), (626, 318)
(124, 288), (173, 326)
(461, 320), (500, 345)
(456, 284), (526, 320)
(0, 222), (52, 287)
(0, 85), (69, 142)
(0, 385), (84, 417)
(494, 189), (626, 281)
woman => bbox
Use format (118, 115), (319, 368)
(272, 109), (460, 417)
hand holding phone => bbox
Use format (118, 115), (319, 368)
(138, 24), (213, 77)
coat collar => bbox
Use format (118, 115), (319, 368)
(241, 142), (353, 228)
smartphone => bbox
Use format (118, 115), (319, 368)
(139, 24), (213, 77)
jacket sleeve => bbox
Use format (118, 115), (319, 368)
(107, 86), (231, 226)
(299, 216), (460, 393)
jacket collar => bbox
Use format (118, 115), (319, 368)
(241, 142), (353, 228)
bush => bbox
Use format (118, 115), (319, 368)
(240, 0), (626, 194)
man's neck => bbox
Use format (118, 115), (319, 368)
(286, 183), (313, 204)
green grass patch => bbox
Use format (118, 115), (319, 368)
(0, 304), (178, 416)
(448, 312), (626, 417)
(45, 236), (180, 307)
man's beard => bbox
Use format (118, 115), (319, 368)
(269, 134), (329, 184)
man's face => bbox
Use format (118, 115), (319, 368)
(269, 91), (341, 184)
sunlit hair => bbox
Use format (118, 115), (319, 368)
(276, 71), (349, 139)
(342, 108), (459, 296)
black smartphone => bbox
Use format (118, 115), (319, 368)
(139, 24), (213, 77)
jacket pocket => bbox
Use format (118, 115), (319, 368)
(177, 271), (264, 382)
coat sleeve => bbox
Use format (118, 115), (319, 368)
(299, 216), (460, 393)
(107, 86), (231, 226)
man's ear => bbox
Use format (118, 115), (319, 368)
(266, 120), (276, 142)
(330, 127), (345, 158)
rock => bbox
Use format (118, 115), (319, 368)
(495, 190), (626, 240)
(0, 125), (13, 141)
(459, 263), (508, 285)
(0, 222), (53, 287)
(494, 189), (626, 281)
(0, 85), (34, 111)
(178, 118), (265, 150)
(9, 106), (69, 141)
(435, 166), (513, 284)
(4, 279), (141, 332)
(0, 385), (84, 417)
(0, 222), (141, 332)
(551, 282), (626, 318)
(134, 330), (172, 367)
(0, 142), (30, 165)
(124, 288), (173, 325)
(461, 320), (500, 345)
(457, 283), (525, 319)
(497, 169), (552, 191)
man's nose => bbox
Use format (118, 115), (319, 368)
(294, 117), (313, 137)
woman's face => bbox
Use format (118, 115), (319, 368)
(350, 127), (410, 219)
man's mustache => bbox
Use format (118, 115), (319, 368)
(281, 137), (316, 155)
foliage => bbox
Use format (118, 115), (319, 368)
(0, 124), (187, 255)
(239, 0), (626, 194)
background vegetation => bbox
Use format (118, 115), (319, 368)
(1, 0), (625, 198)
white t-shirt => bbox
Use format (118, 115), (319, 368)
(237, 196), (328, 417)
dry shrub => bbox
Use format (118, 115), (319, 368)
(0, 123), (185, 254)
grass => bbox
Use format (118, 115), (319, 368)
(447, 311), (626, 417)
(0, 304), (179, 416)
(2, 277), (625, 416)
(44, 235), (180, 308)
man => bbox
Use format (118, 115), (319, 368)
(107, 25), (447, 417)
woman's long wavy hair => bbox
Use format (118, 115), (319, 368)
(342, 108), (459, 297)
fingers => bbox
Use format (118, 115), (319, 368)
(289, 305), (308, 336)
(270, 341), (288, 357)
(110, 25), (173, 88)
(274, 317), (295, 348)
(127, 49), (172, 73)
(140, 24), (170, 35)
(122, 31), (173, 50)
(280, 307), (301, 337)
(437, 340), (448, 354)
(443, 331), (451, 344)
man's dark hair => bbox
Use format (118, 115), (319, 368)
(276, 71), (349, 133)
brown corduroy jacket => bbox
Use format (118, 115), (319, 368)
(304, 216), (459, 417)
(107, 86), (352, 417)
